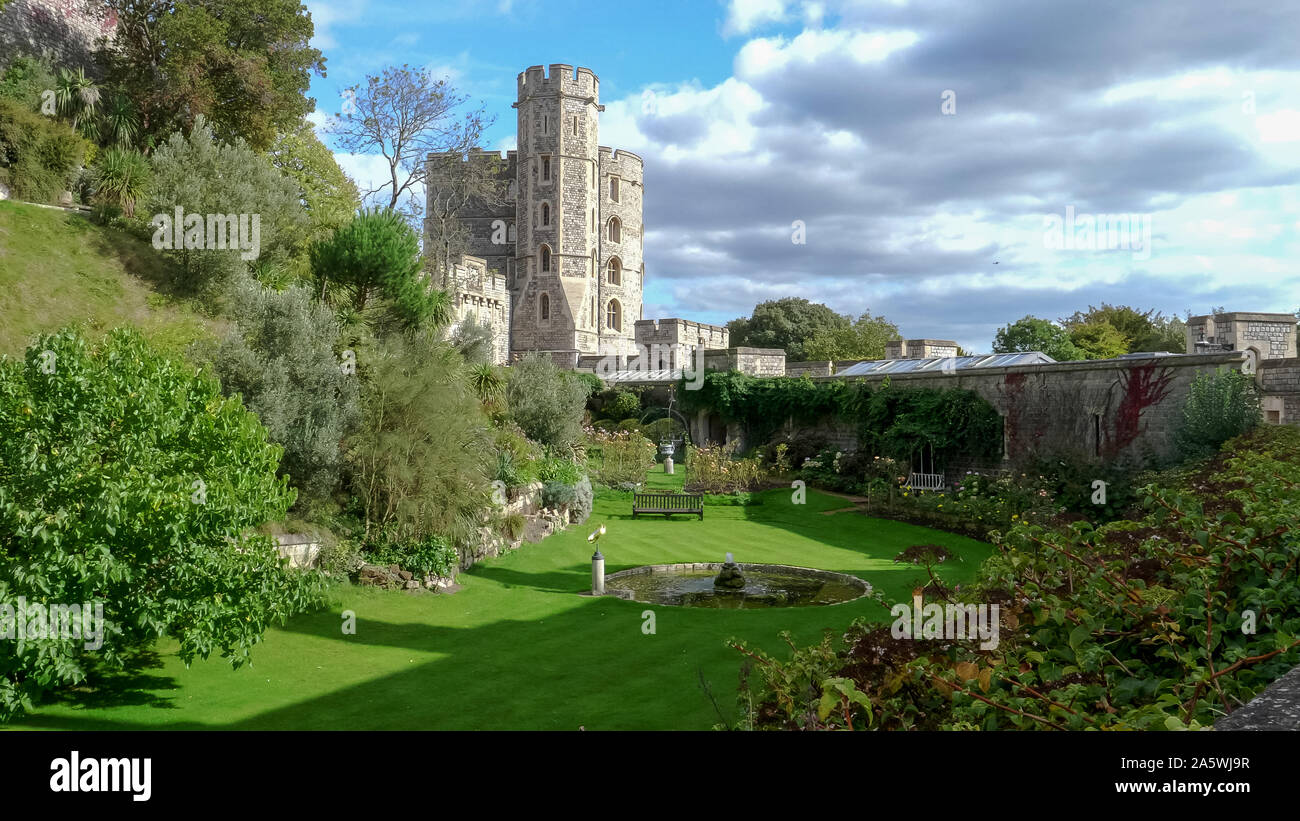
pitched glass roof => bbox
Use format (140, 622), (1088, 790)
(835, 351), (1056, 377)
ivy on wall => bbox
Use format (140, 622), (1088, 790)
(678, 372), (1002, 462)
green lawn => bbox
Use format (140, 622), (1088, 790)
(0, 200), (223, 359)
(12, 485), (990, 730)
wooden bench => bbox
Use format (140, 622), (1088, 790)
(632, 492), (704, 520)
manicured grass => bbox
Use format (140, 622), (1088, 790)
(11, 487), (991, 731)
(0, 200), (224, 359)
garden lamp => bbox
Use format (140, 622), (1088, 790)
(589, 525), (607, 595)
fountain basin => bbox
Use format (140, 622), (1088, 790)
(603, 562), (870, 608)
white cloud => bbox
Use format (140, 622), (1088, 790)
(722, 0), (790, 37)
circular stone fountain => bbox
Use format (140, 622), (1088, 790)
(603, 562), (870, 609)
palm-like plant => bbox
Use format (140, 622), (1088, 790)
(54, 67), (101, 129)
(90, 148), (150, 217)
(99, 93), (140, 148)
(468, 362), (505, 406)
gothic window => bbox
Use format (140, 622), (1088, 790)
(507, 180), (517, 201)
(541, 202), (550, 226)
(542, 114), (549, 134)
(541, 155), (551, 182)
(609, 177), (620, 203)
(507, 222), (516, 242)
(607, 216), (621, 243)
(607, 257), (621, 285)
(540, 292), (550, 321)
(607, 299), (622, 332)
(540, 245), (552, 272)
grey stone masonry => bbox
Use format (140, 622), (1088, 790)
(885, 339), (960, 359)
(1214, 663), (1300, 730)
(0, 0), (117, 74)
(1258, 357), (1300, 425)
(443, 255), (511, 365)
(633, 318), (728, 370)
(1186, 312), (1297, 360)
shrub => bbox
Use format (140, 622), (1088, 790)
(146, 115), (307, 295)
(0, 97), (91, 203)
(492, 422), (541, 488)
(537, 457), (582, 486)
(0, 328), (325, 721)
(1174, 368), (1260, 460)
(0, 56), (56, 110)
(641, 417), (684, 445)
(319, 538), (364, 577)
(730, 424), (1300, 731)
(688, 441), (766, 493)
(506, 353), (588, 452)
(207, 276), (361, 505)
(573, 371), (603, 399)
(591, 430), (657, 486)
(542, 480), (577, 508)
(347, 334), (493, 547)
(602, 390), (641, 422)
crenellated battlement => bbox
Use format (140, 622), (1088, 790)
(517, 64), (600, 102)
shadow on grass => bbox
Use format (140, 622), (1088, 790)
(34, 648), (180, 718)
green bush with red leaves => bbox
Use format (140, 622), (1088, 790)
(728, 424), (1300, 730)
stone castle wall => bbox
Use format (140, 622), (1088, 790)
(0, 0), (117, 74)
(1258, 357), (1300, 425)
(698, 352), (1254, 468)
(445, 255), (511, 365)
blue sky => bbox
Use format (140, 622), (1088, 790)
(303, 0), (1300, 352)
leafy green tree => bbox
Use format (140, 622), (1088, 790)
(728, 298), (851, 361)
(1068, 321), (1128, 359)
(311, 207), (448, 333)
(506, 353), (589, 452)
(145, 115), (307, 294)
(991, 316), (1083, 361)
(1060, 304), (1185, 353)
(346, 333), (493, 545)
(803, 312), (901, 361)
(0, 328), (325, 721)
(100, 0), (324, 151)
(1174, 369), (1260, 459)
(208, 276), (361, 505)
(268, 118), (361, 252)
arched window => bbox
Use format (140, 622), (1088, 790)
(607, 216), (621, 243)
(506, 222), (516, 242)
(609, 177), (620, 202)
(606, 299), (622, 333)
(539, 292), (550, 321)
(541, 202), (550, 226)
(540, 245), (552, 273)
(607, 257), (621, 285)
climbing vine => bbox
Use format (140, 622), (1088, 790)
(678, 372), (1002, 461)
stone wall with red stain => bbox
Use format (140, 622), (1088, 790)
(787, 351), (1254, 469)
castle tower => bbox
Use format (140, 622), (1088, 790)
(598, 147), (644, 357)
(511, 64), (606, 366)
